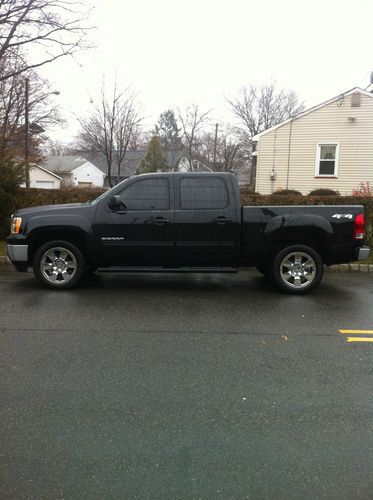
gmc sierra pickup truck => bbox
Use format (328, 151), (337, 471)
(7, 172), (370, 293)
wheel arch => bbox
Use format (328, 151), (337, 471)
(262, 217), (332, 265)
(28, 227), (92, 265)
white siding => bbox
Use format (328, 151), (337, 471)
(255, 92), (373, 195)
(71, 162), (105, 187)
(20, 165), (61, 189)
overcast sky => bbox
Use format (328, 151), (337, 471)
(40, 0), (373, 142)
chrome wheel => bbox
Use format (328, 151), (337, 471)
(279, 251), (316, 289)
(40, 247), (77, 285)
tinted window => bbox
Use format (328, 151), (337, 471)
(119, 178), (170, 210)
(180, 177), (229, 210)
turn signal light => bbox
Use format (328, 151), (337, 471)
(354, 213), (365, 240)
(11, 217), (22, 235)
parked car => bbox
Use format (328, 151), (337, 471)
(7, 172), (370, 293)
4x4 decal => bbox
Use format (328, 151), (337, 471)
(332, 214), (353, 219)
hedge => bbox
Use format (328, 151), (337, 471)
(1, 187), (372, 248)
(269, 189), (302, 196)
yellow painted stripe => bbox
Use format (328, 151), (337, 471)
(339, 330), (373, 335)
(346, 337), (373, 343)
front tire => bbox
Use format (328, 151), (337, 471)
(33, 240), (86, 290)
(271, 245), (323, 294)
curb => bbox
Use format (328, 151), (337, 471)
(326, 263), (373, 273)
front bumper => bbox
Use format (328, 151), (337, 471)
(354, 246), (371, 261)
(7, 244), (29, 271)
(7, 244), (28, 262)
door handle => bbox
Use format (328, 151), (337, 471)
(152, 217), (170, 225)
(212, 217), (232, 224)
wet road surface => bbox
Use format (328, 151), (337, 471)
(1, 268), (373, 499)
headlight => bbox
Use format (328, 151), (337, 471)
(11, 217), (22, 235)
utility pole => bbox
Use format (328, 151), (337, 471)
(213, 123), (218, 170)
(25, 77), (29, 188)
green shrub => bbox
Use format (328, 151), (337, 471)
(308, 188), (340, 196)
(240, 189), (260, 198)
(270, 189), (302, 196)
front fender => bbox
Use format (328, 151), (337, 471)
(25, 214), (92, 235)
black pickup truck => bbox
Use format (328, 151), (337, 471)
(7, 172), (370, 293)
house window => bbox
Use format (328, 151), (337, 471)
(316, 144), (339, 177)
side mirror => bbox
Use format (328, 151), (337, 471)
(108, 195), (126, 211)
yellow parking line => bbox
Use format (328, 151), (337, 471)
(339, 330), (373, 335)
(346, 337), (373, 343)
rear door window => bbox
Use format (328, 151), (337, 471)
(179, 177), (229, 210)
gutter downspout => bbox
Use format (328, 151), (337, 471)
(285, 119), (294, 190)
(270, 130), (277, 193)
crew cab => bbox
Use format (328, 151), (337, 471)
(7, 172), (370, 293)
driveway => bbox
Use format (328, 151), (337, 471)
(1, 269), (373, 499)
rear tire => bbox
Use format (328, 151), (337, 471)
(271, 245), (323, 294)
(33, 240), (86, 290)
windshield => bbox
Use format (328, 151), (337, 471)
(89, 178), (132, 205)
(89, 189), (112, 205)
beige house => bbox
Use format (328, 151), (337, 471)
(20, 164), (61, 189)
(253, 87), (373, 195)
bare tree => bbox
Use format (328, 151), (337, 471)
(0, 61), (62, 160)
(0, 0), (92, 81)
(227, 82), (304, 185)
(44, 138), (76, 155)
(178, 103), (210, 170)
(227, 82), (304, 138)
(77, 81), (142, 187)
(193, 125), (248, 174)
(217, 128), (248, 174)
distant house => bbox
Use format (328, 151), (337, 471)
(252, 87), (373, 195)
(44, 150), (148, 188)
(45, 155), (106, 187)
(44, 149), (251, 188)
(20, 164), (61, 189)
(176, 156), (251, 185)
(98, 150), (147, 187)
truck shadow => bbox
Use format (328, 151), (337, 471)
(82, 271), (352, 300)
(10, 269), (354, 300)
(84, 271), (274, 293)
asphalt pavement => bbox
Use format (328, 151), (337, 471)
(1, 268), (373, 499)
